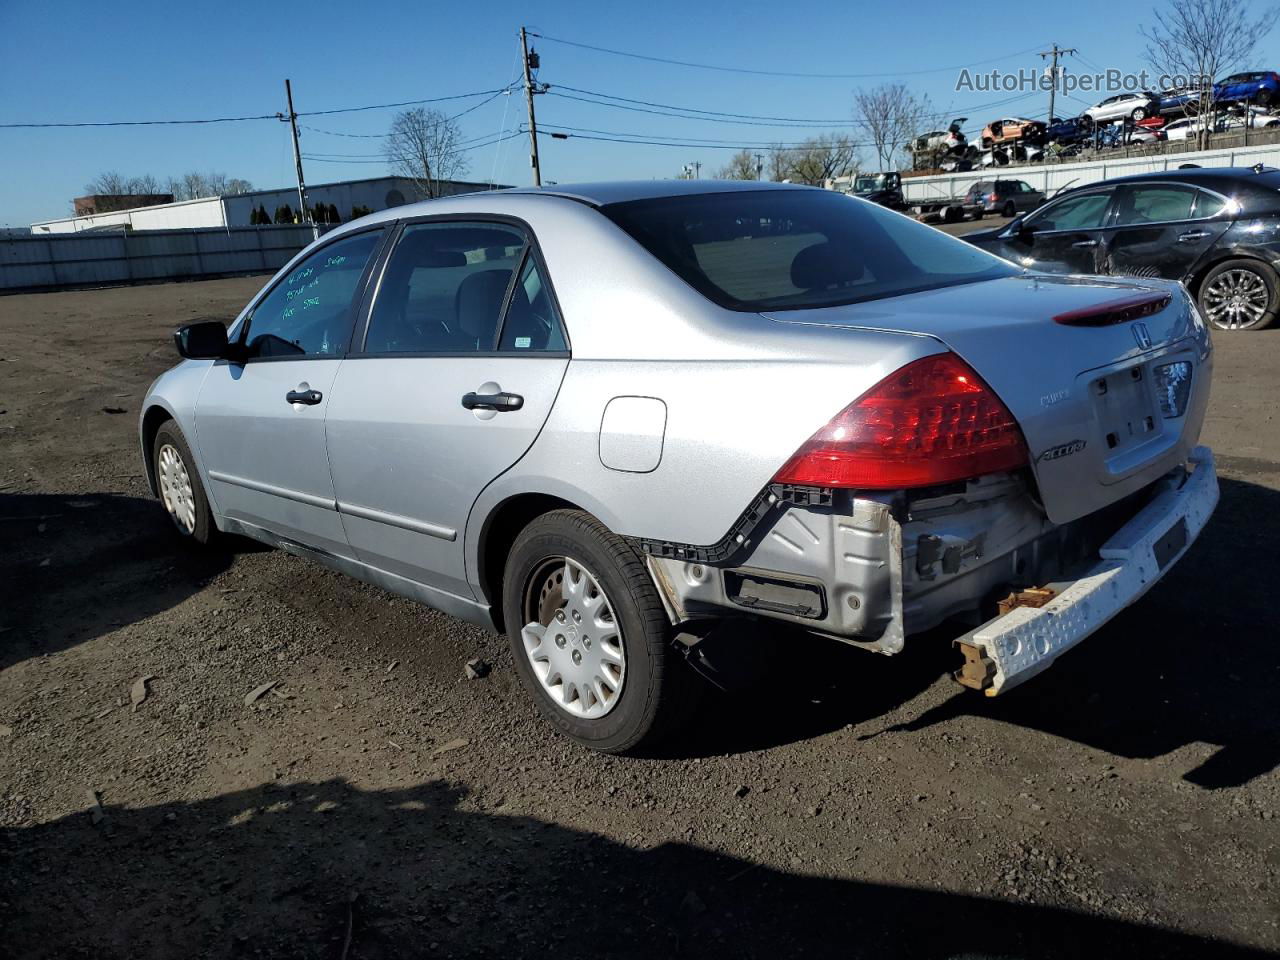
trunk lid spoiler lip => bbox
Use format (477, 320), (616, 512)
(1052, 291), (1172, 327)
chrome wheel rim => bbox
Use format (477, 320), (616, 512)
(157, 443), (197, 534)
(520, 557), (626, 720)
(1203, 269), (1271, 329)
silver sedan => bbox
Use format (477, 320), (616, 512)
(140, 180), (1218, 752)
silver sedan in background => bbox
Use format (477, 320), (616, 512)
(141, 181), (1217, 752)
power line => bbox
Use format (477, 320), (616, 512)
(548, 87), (1041, 130)
(553, 84), (861, 124)
(539, 122), (822, 146)
(301, 131), (524, 164)
(1, 87), (513, 130)
(0, 112), (278, 129)
(530, 31), (1052, 79)
(302, 128), (521, 159)
(296, 86), (515, 118)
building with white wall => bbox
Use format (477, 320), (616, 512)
(30, 176), (509, 234)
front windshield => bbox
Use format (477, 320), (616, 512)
(601, 189), (1018, 313)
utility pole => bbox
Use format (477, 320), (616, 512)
(1037, 44), (1076, 128)
(520, 27), (546, 186)
(689, 160), (702, 179)
(754, 153), (764, 180)
(280, 79), (316, 239)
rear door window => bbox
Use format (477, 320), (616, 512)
(1114, 184), (1198, 225)
(1194, 190), (1229, 218)
(363, 221), (566, 354)
(364, 222), (524, 353)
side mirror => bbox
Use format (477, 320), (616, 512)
(173, 321), (230, 360)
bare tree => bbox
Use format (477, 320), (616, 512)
(385, 107), (468, 199)
(165, 172), (255, 201)
(82, 170), (253, 209)
(853, 83), (933, 173)
(1142, 0), (1276, 148)
(767, 144), (793, 182)
(83, 172), (161, 195)
(716, 149), (762, 180)
(775, 134), (860, 186)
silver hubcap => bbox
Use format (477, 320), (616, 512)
(521, 558), (626, 720)
(1203, 269), (1270, 329)
(157, 443), (197, 534)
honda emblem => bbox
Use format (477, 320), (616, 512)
(1132, 322), (1153, 349)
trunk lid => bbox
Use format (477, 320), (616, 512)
(764, 273), (1212, 524)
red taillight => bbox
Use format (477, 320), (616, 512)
(772, 353), (1030, 490)
(988, 192), (999, 203)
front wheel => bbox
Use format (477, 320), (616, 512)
(152, 421), (216, 544)
(1197, 259), (1278, 331)
(502, 509), (699, 753)
(1131, 107), (1147, 121)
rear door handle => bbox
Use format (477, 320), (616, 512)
(1178, 230), (1212, 242)
(1071, 239), (1098, 248)
(286, 389), (323, 405)
(461, 391), (523, 412)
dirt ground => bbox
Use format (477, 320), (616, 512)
(1, 275), (1277, 960)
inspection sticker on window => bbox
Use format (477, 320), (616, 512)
(515, 336), (532, 349)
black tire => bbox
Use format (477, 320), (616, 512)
(152, 420), (216, 544)
(970, 207), (985, 221)
(1002, 200), (1016, 218)
(502, 509), (700, 753)
(1196, 258), (1279, 331)
(1131, 107), (1147, 121)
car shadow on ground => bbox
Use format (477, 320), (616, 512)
(0, 492), (242, 670)
(5, 777), (1271, 960)
(673, 477), (1279, 789)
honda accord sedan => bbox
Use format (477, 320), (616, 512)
(964, 166), (1280, 330)
(141, 181), (1218, 752)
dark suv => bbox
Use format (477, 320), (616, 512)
(962, 166), (1280, 330)
(963, 179), (1046, 219)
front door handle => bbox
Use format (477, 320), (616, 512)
(461, 391), (523, 412)
(1071, 239), (1098, 248)
(286, 388), (323, 405)
(1178, 230), (1212, 242)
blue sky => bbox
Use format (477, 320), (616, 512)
(0, 0), (1230, 226)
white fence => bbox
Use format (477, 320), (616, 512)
(0, 225), (326, 292)
(901, 141), (1280, 203)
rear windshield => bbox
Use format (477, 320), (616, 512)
(601, 189), (1016, 312)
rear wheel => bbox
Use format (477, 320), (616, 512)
(152, 421), (216, 544)
(1002, 200), (1016, 218)
(1131, 107), (1147, 121)
(503, 509), (699, 753)
(1197, 259), (1278, 331)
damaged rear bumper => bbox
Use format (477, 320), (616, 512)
(955, 445), (1218, 695)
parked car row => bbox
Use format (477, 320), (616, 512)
(959, 71), (1280, 157)
(1131, 106), (1280, 143)
(962, 165), (1280, 331)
